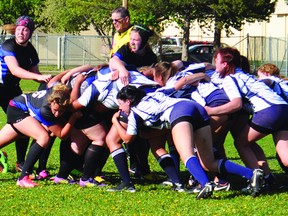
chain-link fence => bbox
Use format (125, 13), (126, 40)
(1, 34), (288, 76)
(30, 34), (112, 70)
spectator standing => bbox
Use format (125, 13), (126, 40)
(110, 7), (133, 57)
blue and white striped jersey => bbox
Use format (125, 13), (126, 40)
(223, 69), (288, 112)
(260, 76), (288, 102)
(77, 70), (159, 109)
(127, 92), (188, 135)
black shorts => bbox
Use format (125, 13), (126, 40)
(6, 103), (29, 124)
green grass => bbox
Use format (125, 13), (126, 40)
(1, 80), (288, 215)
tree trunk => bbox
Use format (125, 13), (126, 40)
(182, 18), (190, 61)
(213, 14), (221, 49)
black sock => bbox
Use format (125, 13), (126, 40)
(19, 142), (44, 180)
(15, 137), (30, 164)
(58, 139), (83, 178)
(37, 136), (55, 173)
(133, 137), (151, 175)
(82, 145), (106, 180)
(94, 147), (110, 176)
(158, 154), (181, 184)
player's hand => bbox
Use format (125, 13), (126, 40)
(112, 110), (121, 124)
(38, 74), (52, 83)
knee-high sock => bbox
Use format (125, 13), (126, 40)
(37, 136), (56, 172)
(158, 154), (181, 184)
(218, 159), (253, 180)
(94, 147), (110, 176)
(58, 139), (83, 178)
(82, 145), (106, 180)
(169, 145), (180, 175)
(111, 148), (131, 183)
(19, 142), (44, 180)
(15, 137), (30, 164)
(127, 137), (151, 175)
(185, 156), (209, 187)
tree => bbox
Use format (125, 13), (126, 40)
(165, 0), (208, 60)
(199, 0), (277, 48)
(0, 0), (44, 40)
(161, 0), (276, 61)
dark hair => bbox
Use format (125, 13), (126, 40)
(112, 7), (130, 18)
(214, 47), (241, 78)
(240, 55), (251, 74)
(132, 24), (154, 49)
(117, 85), (146, 106)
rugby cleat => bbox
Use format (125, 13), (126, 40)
(107, 181), (136, 193)
(196, 182), (214, 200)
(17, 176), (39, 188)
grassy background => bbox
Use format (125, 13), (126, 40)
(0, 73), (288, 215)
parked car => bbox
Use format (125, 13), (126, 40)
(161, 43), (228, 63)
(161, 36), (183, 53)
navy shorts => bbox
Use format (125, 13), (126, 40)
(205, 89), (230, 107)
(251, 104), (288, 134)
(170, 100), (210, 131)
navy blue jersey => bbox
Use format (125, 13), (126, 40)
(0, 38), (39, 86)
(9, 88), (62, 127)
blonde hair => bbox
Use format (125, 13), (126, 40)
(154, 62), (178, 85)
(47, 83), (71, 110)
(258, 63), (280, 77)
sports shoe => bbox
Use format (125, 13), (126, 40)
(196, 182), (214, 200)
(188, 175), (197, 186)
(249, 169), (264, 197)
(107, 181), (136, 193)
(37, 170), (50, 180)
(0, 151), (8, 173)
(94, 176), (108, 185)
(53, 175), (76, 184)
(214, 181), (231, 191)
(15, 162), (24, 172)
(172, 183), (186, 193)
(16, 176), (39, 188)
(263, 173), (275, 191)
(187, 183), (202, 193)
(161, 178), (173, 186)
(79, 177), (102, 187)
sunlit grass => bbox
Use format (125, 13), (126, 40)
(0, 80), (287, 215)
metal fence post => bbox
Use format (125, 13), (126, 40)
(61, 35), (66, 70)
(57, 37), (61, 69)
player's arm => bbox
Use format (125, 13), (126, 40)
(109, 56), (130, 85)
(174, 73), (210, 90)
(48, 111), (82, 140)
(112, 110), (135, 144)
(4, 56), (52, 83)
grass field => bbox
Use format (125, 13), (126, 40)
(0, 78), (288, 215)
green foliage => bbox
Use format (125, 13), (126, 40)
(0, 0), (43, 26)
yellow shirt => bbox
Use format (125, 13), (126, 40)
(110, 26), (133, 57)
